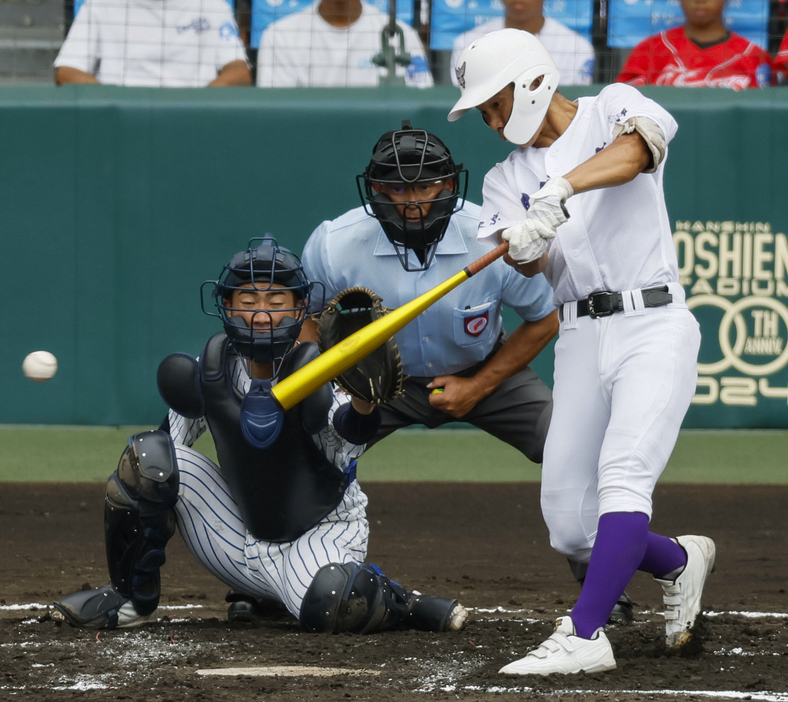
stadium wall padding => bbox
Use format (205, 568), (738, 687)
(2, 85), (787, 427)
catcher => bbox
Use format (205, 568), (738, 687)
(53, 238), (467, 634)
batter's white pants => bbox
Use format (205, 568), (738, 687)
(541, 299), (700, 563)
(172, 445), (370, 619)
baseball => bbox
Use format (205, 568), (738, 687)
(22, 350), (58, 382)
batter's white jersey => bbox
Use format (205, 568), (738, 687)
(167, 349), (370, 618)
(479, 84), (700, 562)
(256, 1), (433, 87)
(451, 18), (595, 87)
(479, 83), (679, 305)
(54, 0), (248, 87)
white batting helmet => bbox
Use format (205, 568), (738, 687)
(447, 29), (560, 145)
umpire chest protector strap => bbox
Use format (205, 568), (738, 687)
(198, 333), (347, 543)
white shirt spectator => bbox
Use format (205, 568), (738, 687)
(54, 0), (248, 87)
(451, 17), (594, 86)
(257, 0), (433, 87)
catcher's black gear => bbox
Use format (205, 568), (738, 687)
(357, 121), (468, 271)
(317, 287), (403, 404)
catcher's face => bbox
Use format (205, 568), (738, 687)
(225, 283), (303, 330)
(372, 179), (455, 221)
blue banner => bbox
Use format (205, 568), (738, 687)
(607, 0), (768, 49)
(252, 0), (414, 48)
(430, 0), (593, 51)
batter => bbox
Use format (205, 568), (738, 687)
(448, 28), (716, 675)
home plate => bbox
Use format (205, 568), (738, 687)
(197, 666), (381, 678)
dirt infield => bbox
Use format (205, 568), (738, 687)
(1, 482), (786, 701)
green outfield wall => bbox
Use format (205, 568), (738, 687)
(2, 85), (787, 427)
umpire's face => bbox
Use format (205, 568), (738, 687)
(225, 283), (302, 331)
(372, 178), (455, 221)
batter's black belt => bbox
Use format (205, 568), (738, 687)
(560, 285), (673, 321)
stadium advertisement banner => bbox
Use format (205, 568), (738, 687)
(677, 220), (788, 428)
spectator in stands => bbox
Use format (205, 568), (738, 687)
(54, 0), (251, 87)
(774, 28), (788, 84)
(450, 0), (595, 86)
(256, 0), (433, 87)
(616, 0), (771, 89)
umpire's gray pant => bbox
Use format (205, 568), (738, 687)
(368, 361), (553, 465)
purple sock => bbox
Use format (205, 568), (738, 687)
(638, 532), (687, 578)
(570, 512), (649, 639)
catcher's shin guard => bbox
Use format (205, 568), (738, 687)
(104, 430), (179, 616)
(406, 593), (466, 632)
(299, 562), (410, 634)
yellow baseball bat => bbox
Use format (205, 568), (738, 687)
(271, 242), (509, 411)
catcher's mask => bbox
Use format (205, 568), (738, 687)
(202, 237), (313, 365)
(357, 121), (468, 272)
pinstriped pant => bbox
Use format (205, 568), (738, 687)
(173, 444), (370, 619)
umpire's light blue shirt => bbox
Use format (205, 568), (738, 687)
(302, 202), (556, 377)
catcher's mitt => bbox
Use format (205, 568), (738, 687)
(317, 287), (404, 404)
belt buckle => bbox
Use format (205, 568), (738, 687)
(587, 291), (616, 319)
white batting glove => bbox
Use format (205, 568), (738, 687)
(526, 176), (574, 240)
(501, 220), (550, 263)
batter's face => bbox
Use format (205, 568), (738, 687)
(372, 179), (454, 221)
(476, 85), (515, 141)
(225, 283), (302, 330)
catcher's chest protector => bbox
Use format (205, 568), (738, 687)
(199, 333), (349, 542)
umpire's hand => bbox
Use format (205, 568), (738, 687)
(427, 375), (489, 418)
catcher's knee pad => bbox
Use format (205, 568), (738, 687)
(299, 562), (409, 634)
(105, 430), (179, 616)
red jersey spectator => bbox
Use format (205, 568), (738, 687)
(774, 29), (788, 84)
(616, 0), (772, 90)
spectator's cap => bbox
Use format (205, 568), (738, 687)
(447, 28), (560, 145)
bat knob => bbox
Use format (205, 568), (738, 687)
(430, 388), (444, 396)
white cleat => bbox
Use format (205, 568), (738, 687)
(448, 603), (468, 632)
(498, 616), (616, 676)
(655, 535), (716, 650)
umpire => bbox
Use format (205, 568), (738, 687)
(302, 121), (556, 464)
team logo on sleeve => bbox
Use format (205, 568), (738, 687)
(465, 311), (489, 336)
(456, 62), (466, 89)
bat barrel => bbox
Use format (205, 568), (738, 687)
(271, 241), (509, 412)
(272, 270), (470, 410)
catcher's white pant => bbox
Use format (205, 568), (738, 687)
(172, 445), (370, 619)
(541, 297), (700, 563)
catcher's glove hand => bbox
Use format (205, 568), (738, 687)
(317, 287), (404, 404)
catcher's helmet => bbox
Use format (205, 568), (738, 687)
(357, 121), (468, 271)
(203, 237), (312, 364)
(447, 29), (560, 145)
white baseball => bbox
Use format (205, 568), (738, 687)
(22, 350), (58, 382)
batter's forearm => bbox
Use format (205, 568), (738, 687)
(471, 311), (559, 392)
(563, 133), (651, 194)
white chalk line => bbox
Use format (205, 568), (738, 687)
(443, 687), (788, 701)
(0, 603), (205, 611)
